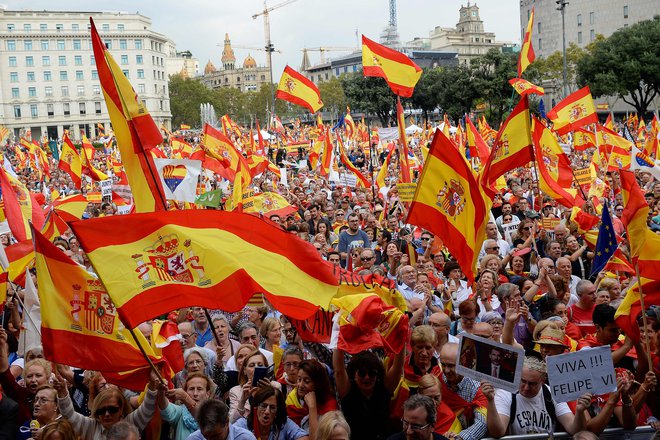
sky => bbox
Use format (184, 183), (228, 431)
(6, 0), (522, 75)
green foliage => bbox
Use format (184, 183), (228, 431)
(318, 77), (347, 114)
(341, 73), (396, 126)
(411, 69), (444, 121)
(577, 16), (660, 115)
(471, 49), (518, 122)
(168, 75), (210, 128)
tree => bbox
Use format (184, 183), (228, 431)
(168, 75), (211, 128)
(411, 69), (443, 122)
(435, 65), (479, 120)
(471, 49), (518, 123)
(318, 77), (346, 115)
(341, 74), (396, 126)
(577, 16), (660, 115)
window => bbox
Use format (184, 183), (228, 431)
(538, 38), (542, 50)
(40, 23), (47, 32)
(79, 102), (86, 115)
(55, 24), (63, 31)
(137, 69), (145, 79)
(578, 31), (583, 44)
(25, 56), (34, 67)
(8, 56), (17, 67)
(119, 39), (127, 49)
(57, 40), (65, 50)
(24, 24), (31, 32)
(72, 24), (80, 31)
(537, 22), (541, 33)
(14, 105), (21, 118)
(41, 40), (49, 50)
(160, 100), (164, 111)
(31, 104), (38, 118)
(122, 69), (129, 78)
(138, 84), (146, 93)
(102, 24), (110, 31)
(42, 56), (50, 66)
(104, 39), (112, 49)
(77, 85), (85, 96)
(59, 56), (66, 66)
(60, 71), (68, 81)
(90, 55), (95, 65)
(7, 24), (14, 32)
(76, 70), (84, 80)
(589, 12), (595, 24)
(93, 85), (100, 95)
(73, 39), (81, 50)
(154, 84), (158, 93)
(75, 55), (82, 66)
(27, 72), (35, 82)
(6, 40), (16, 51)
(590, 29), (595, 41)
(45, 86), (53, 97)
(623, 5), (629, 18)
(63, 102), (70, 115)
(121, 54), (128, 65)
(11, 88), (19, 99)
(28, 87), (37, 97)
(10, 72), (18, 82)
(95, 102), (102, 114)
(92, 70), (98, 80)
(44, 71), (52, 81)
(24, 40), (32, 51)
(136, 55), (143, 64)
(47, 104), (54, 117)
(117, 24), (125, 32)
(61, 86), (69, 97)
(134, 39), (142, 49)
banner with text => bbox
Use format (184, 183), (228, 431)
(547, 346), (616, 403)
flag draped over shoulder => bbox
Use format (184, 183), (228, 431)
(362, 35), (422, 97)
(518, 8), (535, 77)
(619, 170), (660, 279)
(406, 130), (490, 283)
(547, 86), (598, 135)
(90, 18), (167, 213)
(275, 66), (323, 113)
(70, 211), (343, 327)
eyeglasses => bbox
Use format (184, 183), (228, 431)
(487, 246), (500, 251)
(615, 208), (623, 212)
(401, 419), (430, 431)
(283, 328), (297, 335)
(258, 403), (278, 412)
(95, 406), (121, 416)
(488, 321), (504, 326)
(34, 397), (55, 404)
(361, 256), (375, 261)
(421, 237), (431, 241)
(187, 359), (205, 366)
(357, 368), (378, 378)
(523, 227), (532, 231)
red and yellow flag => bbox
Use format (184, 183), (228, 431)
(6, 240), (34, 285)
(362, 35), (422, 97)
(337, 136), (371, 188)
(244, 192), (297, 218)
(275, 66), (323, 113)
(202, 123), (249, 181)
(465, 115), (490, 164)
(573, 128), (596, 151)
(70, 211), (345, 327)
(547, 86), (598, 135)
(615, 277), (660, 342)
(81, 134), (109, 181)
(509, 78), (544, 97)
(406, 130), (490, 283)
(0, 168), (45, 241)
(396, 98), (412, 183)
(90, 18), (167, 212)
(59, 133), (83, 189)
(518, 8), (535, 77)
(619, 171), (660, 279)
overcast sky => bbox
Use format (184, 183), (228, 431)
(6, 0), (522, 75)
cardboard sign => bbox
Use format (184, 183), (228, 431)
(397, 183), (417, 202)
(287, 309), (335, 344)
(99, 179), (113, 197)
(338, 173), (358, 188)
(574, 167), (593, 185)
(456, 333), (524, 393)
(547, 346), (616, 403)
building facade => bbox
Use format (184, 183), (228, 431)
(0, 8), (173, 141)
(166, 48), (199, 78)
(201, 33), (270, 93)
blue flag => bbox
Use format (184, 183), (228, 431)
(590, 201), (617, 277)
(332, 114), (345, 132)
(539, 99), (546, 119)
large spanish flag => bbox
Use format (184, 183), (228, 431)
(531, 117), (579, 208)
(275, 66), (323, 113)
(90, 18), (167, 212)
(547, 86), (598, 135)
(33, 227), (156, 372)
(518, 8), (535, 77)
(70, 211), (342, 327)
(619, 170), (660, 279)
(202, 123), (249, 181)
(362, 35), (422, 97)
(59, 133), (83, 189)
(406, 130), (490, 283)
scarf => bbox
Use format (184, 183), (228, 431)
(440, 377), (488, 424)
(181, 405), (199, 432)
(436, 401), (462, 435)
(285, 388), (338, 426)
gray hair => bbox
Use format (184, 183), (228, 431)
(403, 394), (437, 426)
(183, 347), (208, 366)
(106, 421), (140, 440)
(496, 283), (519, 301)
(523, 356), (547, 374)
(576, 280), (595, 298)
(238, 321), (258, 337)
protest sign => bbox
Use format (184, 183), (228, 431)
(339, 173), (358, 188)
(195, 189), (223, 208)
(286, 309), (335, 344)
(574, 167), (593, 185)
(397, 183), (417, 202)
(547, 346), (616, 403)
(99, 179), (113, 197)
(501, 222), (519, 244)
(456, 333), (523, 393)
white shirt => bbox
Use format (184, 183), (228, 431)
(225, 347), (274, 371)
(478, 238), (511, 260)
(494, 387), (572, 435)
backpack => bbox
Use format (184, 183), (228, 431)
(508, 384), (566, 434)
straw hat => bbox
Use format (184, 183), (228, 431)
(535, 327), (569, 347)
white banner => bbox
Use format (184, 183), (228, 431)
(378, 127), (400, 142)
(153, 158), (202, 203)
(339, 173), (358, 188)
(547, 346), (616, 403)
(99, 179), (113, 197)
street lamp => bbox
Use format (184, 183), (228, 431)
(556, 0), (569, 97)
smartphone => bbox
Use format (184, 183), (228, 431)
(252, 365), (274, 386)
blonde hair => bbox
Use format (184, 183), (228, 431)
(316, 411), (351, 440)
(91, 388), (131, 419)
(417, 374), (441, 393)
(410, 325), (436, 346)
(25, 358), (52, 377)
(260, 317), (280, 338)
(597, 277), (619, 292)
(41, 419), (77, 440)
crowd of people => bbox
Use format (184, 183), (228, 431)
(0, 113), (659, 440)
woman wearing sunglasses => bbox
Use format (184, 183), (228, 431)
(53, 368), (162, 440)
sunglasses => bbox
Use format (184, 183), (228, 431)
(357, 368), (378, 378)
(95, 406), (120, 416)
(361, 256), (375, 261)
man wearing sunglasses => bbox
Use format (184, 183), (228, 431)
(387, 394), (450, 440)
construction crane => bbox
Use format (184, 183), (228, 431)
(215, 43), (282, 54)
(252, 0), (298, 116)
(302, 46), (357, 64)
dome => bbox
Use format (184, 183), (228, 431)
(204, 60), (217, 74)
(243, 54), (257, 69)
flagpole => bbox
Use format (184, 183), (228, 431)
(632, 262), (653, 370)
(126, 326), (165, 384)
(203, 308), (222, 347)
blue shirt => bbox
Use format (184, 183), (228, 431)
(185, 424), (256, 440)
(195, 322), (213, 347)
(234, 417), (308, 440)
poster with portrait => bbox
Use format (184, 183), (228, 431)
(456, 333), (524, 393)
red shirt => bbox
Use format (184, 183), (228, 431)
(568, 303), (596, 337)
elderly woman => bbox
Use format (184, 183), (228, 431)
(417, 374), (462, 437)
(204, 315), (241, 366)
(18, 385), (61, 440)
(260, 317), (283, 373)
(475, 269), (501, 317)
(228, 349), (281, 423)
(174, 347), (212, 389)
(597, 278), (622, 308)
(481, 311), (505, 344)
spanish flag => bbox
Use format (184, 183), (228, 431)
(90, 18), (167, 212)
(518, 8), (536, 77)
(244, 192), (297, 218)
(59, 133), (82, 189)
(362, 35), (422, 97)
(81, 134), (109, 181)
(5, 240), (34, 285)
(406, 130), (490, 283)
(70, 211), (344, 327)
(275, 66), (323, 113)
(0, 167), (45, 241)
(619, 170), (660, 279)
(547, 86), (598, 135)
(509, 78), (544, 97)
(397, 97), (412, 182)
(573, 128), (596, 151)
(483, 97), (533, 189)
(531, 117), (579, 208)
(202, 123), (249, 181)
(465, 115), (490, 164)
(615, 277), (660, 342)
(337, 136), (371, 188)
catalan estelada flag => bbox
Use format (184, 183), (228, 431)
(509, 78), (544, 97)
(619, 170), (660, 280)
(518, 8), (535, 77)
(362, 35), (422, 97)
(90, 18), (167, 213)
(615, 277), (660, 342)
(59, 133), (83, 189)
(406, 130), (490, 283)
(70, 211), (343, 327)
(547, 86), (598, 135)
(275, 66), (323, 113)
